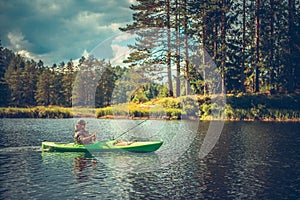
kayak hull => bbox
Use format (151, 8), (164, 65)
(42, 140), (163, 153)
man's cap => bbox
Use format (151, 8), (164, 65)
(77, 119), (86, 125)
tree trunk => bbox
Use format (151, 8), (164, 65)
(241, 0), (246, 92)
(213, 12), (218, 62)
(202, 5), (208, 95)
(269, 0), (275, 90)
(166, 0), (173, 96)
(184, 0), (190, 96)
(175, 0), (181, 97)
(287, 0), (296, 93)
(255, 0), (260, 93)
(221, 0), (226, 94)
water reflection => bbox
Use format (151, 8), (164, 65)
(94, 151), (161, 173)
(225, 122), (274, 198)
(41, 152), (97, 182)
(73, 153), (97, 183)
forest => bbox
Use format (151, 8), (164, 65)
(0, 0), (299, 109)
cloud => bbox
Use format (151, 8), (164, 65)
(113, 32), (135, 43)
(0, 0), (134, 66)
(7, 31), (32, 51)
(16, 50), (37, 60)
(111, 44), (131, 65)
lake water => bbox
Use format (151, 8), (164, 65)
(0, 118), (299, 199)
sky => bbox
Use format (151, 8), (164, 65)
(0, 0), (135, 66)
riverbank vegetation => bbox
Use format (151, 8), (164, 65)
(96, 94), (300, 121)
(0, 106), (73, 118)
(1, 93), (298, 121)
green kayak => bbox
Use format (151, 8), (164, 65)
(42, 140), (163, 153)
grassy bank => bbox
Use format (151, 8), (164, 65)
(0, 106), (73, 118)
(1, 94), (299, 121)
(96, 94), (300, 121)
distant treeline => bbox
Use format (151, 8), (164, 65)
(0, 50), (120, 107)
(0, 47), (171, 107)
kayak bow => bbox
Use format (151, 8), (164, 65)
(42, 140), (163, 153)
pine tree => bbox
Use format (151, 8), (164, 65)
(120, 0), (176, 97)
(73, 56), (104, 107)
(4, 55), (26, 106)
(35, 69), (51, 106)
(22, 60), (39, 106)
(95, 63), (118, 107)
(62, 59), (75, 107)
(0, 45), (14, 106)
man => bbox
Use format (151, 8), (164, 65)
(74, 119), (96, 145)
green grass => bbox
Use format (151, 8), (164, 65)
(0, 106), (73, 118)
(95, 103), (182, 119)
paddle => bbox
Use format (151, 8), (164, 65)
(114, 120), (147, 140)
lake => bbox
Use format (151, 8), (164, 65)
(0, 118), (299, 199)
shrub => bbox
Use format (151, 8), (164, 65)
(156, 98), (181, 108)
(96, 107), (113, 117)
(165, 108), (182, 119)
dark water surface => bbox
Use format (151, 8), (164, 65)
(0, 118), (299, 199)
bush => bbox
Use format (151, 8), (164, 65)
(165, 108), (182, 119)
(149, 107), (166, 118)
(156, 98), (181, 108)
(182, 105), (198, 117)
(95, 107), (113, 117)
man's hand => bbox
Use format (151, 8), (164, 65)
(92, 131), (97, 141)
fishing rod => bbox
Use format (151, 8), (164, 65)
(114, 120), (147, 140)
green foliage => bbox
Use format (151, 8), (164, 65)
(165, 108), (182, 120)
(96, 93), (300, 121)
(223, 94), (300, 120)
(95, 103), (182, 119)
(95, 107), (113, 117)
(179, 96), (199, 117)
(155, 98), (181, 108)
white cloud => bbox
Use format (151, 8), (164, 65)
(113, 32), (134, 43)
(95, 22), (124, 33)
(111, 44), (131, 65)
(76, 11), (104, 25)
(16, 50), (37, 60)
(128, 0), (137, 4)
(7, 31), (31, 51)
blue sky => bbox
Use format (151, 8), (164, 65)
(0, 0), (135, 66)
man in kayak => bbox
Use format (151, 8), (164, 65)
(74, 119), (96, 145)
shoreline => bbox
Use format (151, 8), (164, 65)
(1, 113), (299, 122)
(0, 107), (299, 122)
(1, 93), (299, 122)
(98, 115), (300, 122)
